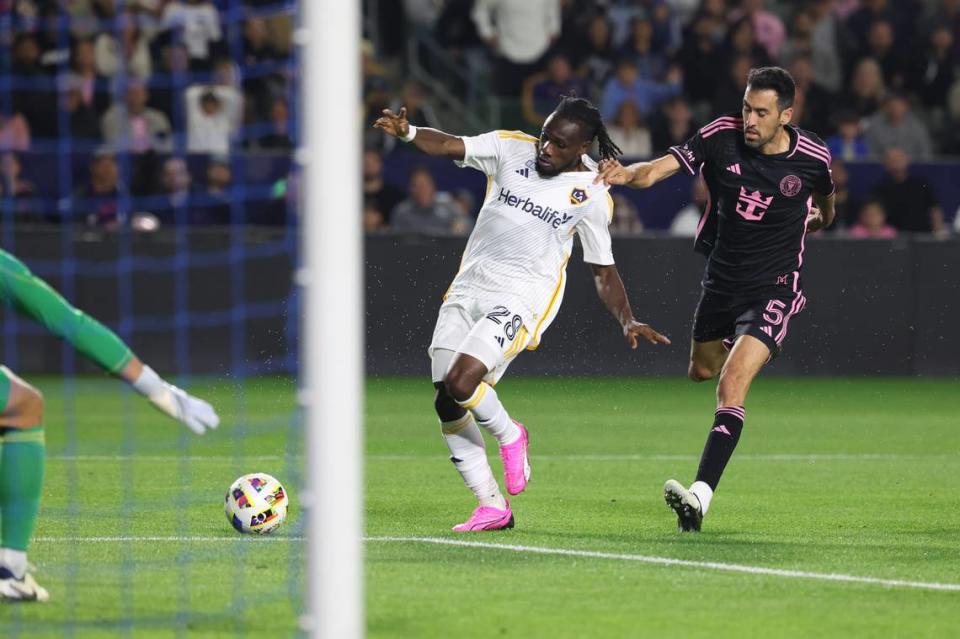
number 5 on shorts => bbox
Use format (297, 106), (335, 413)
(762, 299), (787, 325)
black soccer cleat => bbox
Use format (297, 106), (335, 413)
(664, 479), (703, 533)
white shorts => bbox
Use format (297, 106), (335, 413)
(428, 298), (532, 385)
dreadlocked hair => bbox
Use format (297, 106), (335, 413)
(555, 95), (622, 161)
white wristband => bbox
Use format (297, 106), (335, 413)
(400, 125), (418, 143)
(131, 364), (165, 398)
(132, 364), (181, 421)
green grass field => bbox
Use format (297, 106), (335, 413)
(0, 376), (304, 638)
(1, 375), (959, 637)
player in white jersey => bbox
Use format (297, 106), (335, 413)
(375, 97), (671, 531)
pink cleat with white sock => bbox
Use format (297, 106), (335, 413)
(452, 501), (514, 532)
(500, 420), (530, 496)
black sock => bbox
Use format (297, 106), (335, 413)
(694, 406), (745, 490)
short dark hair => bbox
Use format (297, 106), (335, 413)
(746, 66), (796, 112)
(410, 165), (434, 181)
(554, 95), (622, 161)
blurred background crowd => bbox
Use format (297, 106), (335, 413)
(0, 0), (955, 236)
(0, 0), (293, 228)
(362, 0), (960, 238)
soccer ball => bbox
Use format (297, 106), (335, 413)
(225, 472), (289, 534)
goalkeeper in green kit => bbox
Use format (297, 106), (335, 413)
(0, 249), (219, 602)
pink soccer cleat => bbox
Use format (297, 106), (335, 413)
(500, 421), (531, 495)
(451, 502), (514, 532)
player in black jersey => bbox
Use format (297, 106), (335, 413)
(596, 67), (836, 532)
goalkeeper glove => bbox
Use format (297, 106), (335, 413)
(132, 365), (220, 435)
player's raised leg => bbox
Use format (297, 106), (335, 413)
(431, 348), (513, 531)
(445, 351), (529, 497)
(687, 338), (729, 382)
(0, 366), (50, 602)
(666, 335), (769, 531)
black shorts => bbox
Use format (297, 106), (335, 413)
(692, 287), (807, 357)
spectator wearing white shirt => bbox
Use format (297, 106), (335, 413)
(160, 0), (222, 71)
(186, 87), (240, 154)
(185, 58), (242, 154)
(94, 10), (153, 79)
(471, 0), (560, 95)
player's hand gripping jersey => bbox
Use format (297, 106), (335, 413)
(446, 130), (615, 349)
(668, 114), (835, 296)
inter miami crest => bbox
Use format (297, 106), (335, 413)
(569, 187), (589, 206)
(779, 174), (802, 197)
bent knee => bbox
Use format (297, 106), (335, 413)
(688, 362), (717, 382)
(443, 369), (479, 403)
(433, 383), (465, 422)
(3, 380), (45, 426)
(21, 384), (44, 421)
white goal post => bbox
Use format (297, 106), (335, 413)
(301, 0), (363, 636)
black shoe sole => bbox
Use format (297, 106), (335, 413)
(664, 488), (702, 533)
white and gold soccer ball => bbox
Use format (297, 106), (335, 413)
(225, 472), (289, 534)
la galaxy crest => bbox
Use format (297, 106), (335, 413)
(569, 187), (589, 206)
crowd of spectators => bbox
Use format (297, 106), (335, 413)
(0, 0), (294, 228)
(363, 0), (960, 237)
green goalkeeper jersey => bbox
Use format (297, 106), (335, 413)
(0, 249), (133, 375)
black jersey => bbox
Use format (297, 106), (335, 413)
(668, 113), (834, 296)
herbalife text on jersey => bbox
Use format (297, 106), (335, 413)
(497, 188), (573, 228)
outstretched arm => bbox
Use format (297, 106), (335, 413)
(594, 154), (682, 189)
(373, 107), (465, 160)
(590, 264), (671, 349)
(0, 250), (219, 434)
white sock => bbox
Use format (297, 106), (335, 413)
(0, 547), (28, 579)
(457, 383), (520, 446)
(690, 481), (714, 516)
(441, 414), (506, 509)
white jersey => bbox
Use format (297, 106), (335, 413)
(445, 129), (615, 350)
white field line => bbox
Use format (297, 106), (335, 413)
(33, 536), (306, 542)
(367, 536), (960, 593)
(45, 453), (959, 463)
(368, 453), (959, 462)
(46, 455), (294, 462)
(30, 535), (960, 593)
